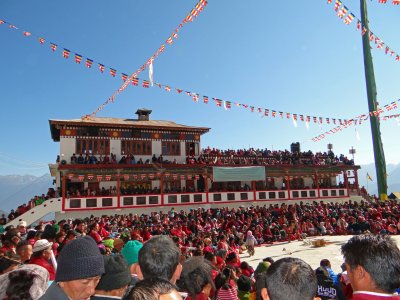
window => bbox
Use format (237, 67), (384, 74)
(123, 197), (133, 206)
(149, 196), (159, 204)
(137, 197), (146, 205)
(162, 142), (181, 156)
(86, 198), (97, 208)
(76, 138), (110, 155)
(213, 194), (222, 201)
(181, 195), (190, 203)
(168, 195), (178, 204)
(121, 140), (151, 155)
(240, 193), (248, 200)
(194, 194), (203, 202)
(102, 198), (113, 207)
(70, 199), (81, 208)
(185, 142), (199, 156)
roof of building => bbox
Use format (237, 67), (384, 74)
(49, 116), (210, 141)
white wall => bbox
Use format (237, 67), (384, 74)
(152, 141), (162, 156)
(110, 139), (120, 157)
(60, 137), (76, 163)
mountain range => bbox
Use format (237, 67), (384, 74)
(0, 174), (53, 214)
(0, 163), (399, 214)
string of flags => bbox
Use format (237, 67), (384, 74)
(2, 5), (398, 129)
(1, 13), (358, 127)
(0, 0), (208, 107)
(68, 173), (204, 181)
(375, 0), (400, 4)
(311, 98), (400, 142)
(327, 0), (400, 62)
(88, 0), (208, 117)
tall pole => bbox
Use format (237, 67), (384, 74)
(360, 0), (388, 198)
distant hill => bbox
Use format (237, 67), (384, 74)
(358, 163), (400, 196)
(0, 174), (53, 213)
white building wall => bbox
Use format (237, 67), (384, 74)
(110, 139), (120, 158)
(153, 141), (162, 156)
(60, 137), (76, 163)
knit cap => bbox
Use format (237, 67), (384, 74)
(95, 254), (131, 291)
(102, 239), (114, 249)
(55, 236), (105, 282)
(255, 261), (271, 275)
(121, 240), (143, 266)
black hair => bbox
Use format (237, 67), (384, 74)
(226, 251), (237, 262)
(41, 224), (56, 240)
(124, 277), (178, 300)
(0, 254), (21, 274)
(6, 269), (36, 300)
(215, 267), (233, 291)
(204, 251), (215, 262)
(341, 234), (400, 293)
(237, 275), (252, 292)
(319, 259), (331, 268)
(16, 240), (31, 253)
(265, 257), (317, 300)
(177, 256), (215, 300)
(240, 261), (250, 269)
(138, 235), (180, 281)
(26, 230), (37, 241)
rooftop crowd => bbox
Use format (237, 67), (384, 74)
(59, 147), (354, 167)
(1, 199), (400, 299)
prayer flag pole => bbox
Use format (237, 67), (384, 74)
(360, 0), (388, 199)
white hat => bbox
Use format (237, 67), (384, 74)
(18, 220), (27, 227)
(32, 239), (53, 253)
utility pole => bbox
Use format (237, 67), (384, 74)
(360, 0), (388, 199)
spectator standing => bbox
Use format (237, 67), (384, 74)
(262, 257), (319, 300)
(341, 234), (400, 300)
(39, 236), (105, 300)
(133, 235), (182, 284)
(28, 239), (56, 281)
(92, 254), (131, 300)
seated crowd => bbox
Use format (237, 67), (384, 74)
(1, 203), (400, 299)
(4, 188), (60, 224)
(58, 147), (354, 167)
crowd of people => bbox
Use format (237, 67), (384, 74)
(58, 147), (354, 168)
(201, 148), (354, 167)
(1, 199), (400, 299)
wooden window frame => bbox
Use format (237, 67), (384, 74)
(76, 138), (110, 155)
(162, 141), (181, 156)
(121, 140), (152, 155)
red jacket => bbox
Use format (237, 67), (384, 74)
(352, 292), (400, 300)
(28, 256), (55, 280)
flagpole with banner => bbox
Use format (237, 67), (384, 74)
(360, 0), (388, 200)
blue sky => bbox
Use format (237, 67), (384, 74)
(0, 0), (399, 177)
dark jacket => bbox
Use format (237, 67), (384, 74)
(39, 282), (69, 300)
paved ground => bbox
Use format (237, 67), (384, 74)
(240, 235), (400, 274)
